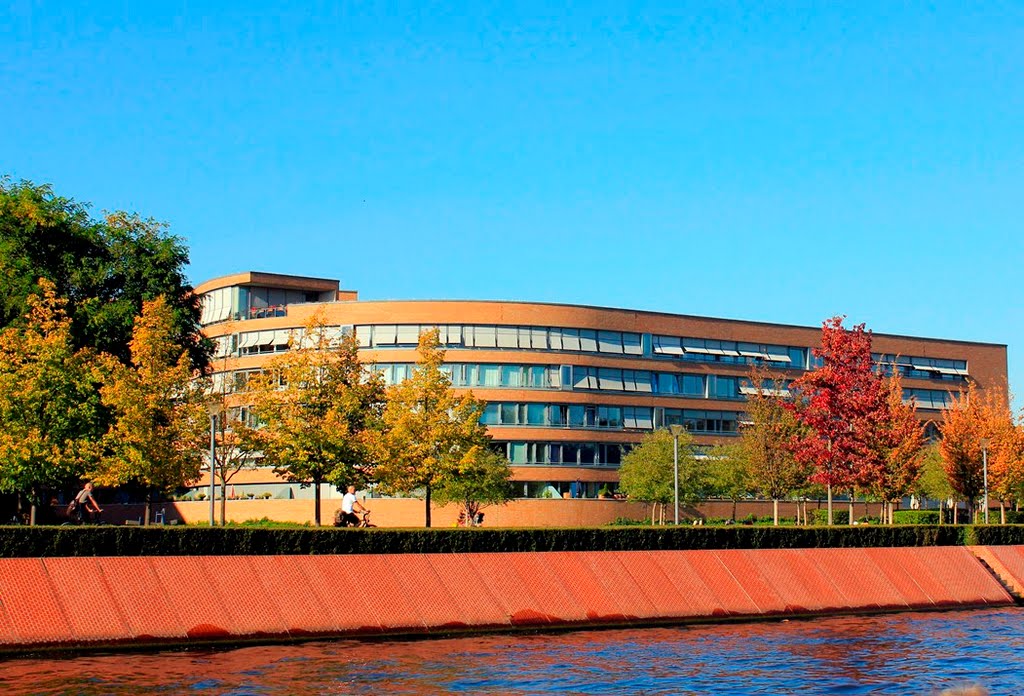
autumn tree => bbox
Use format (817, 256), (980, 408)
(740, 370), (808, 526)
(619, 428), (705, 525)
(0, 280), (105, 524)
(369, 329), (498, 528)
(94, 296), (207, 524)
(861, 372), (926, 524)
(788, 317), (883, 526)
(939, 383), (992, 523)
(247, 316), (385, 526)
(0, 178), (206, 370)
(432, 445), (513, 525)
(981, 394), (1024, 523)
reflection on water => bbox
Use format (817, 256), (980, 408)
(0, 608), (1019, 695)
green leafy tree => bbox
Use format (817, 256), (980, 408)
(705, 443), (753, 522)
(94, 296), (207, 524)
(247, 316), (386, 526)
(0, 280), (105, 524)
(433, 445), (513, 525)
(619, 428), (704, 525)
(370, 328), (495, 528)
(206, 326), (263, 525)
(914, 444), (954, 523)
(0, 177), (206, 370)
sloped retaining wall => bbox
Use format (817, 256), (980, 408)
(0, 547), (1014, 652)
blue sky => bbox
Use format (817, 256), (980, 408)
(3, 2), (1023, 401)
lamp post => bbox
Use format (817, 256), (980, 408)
(981, 437), (990, 525)
(208, 404), (222, 527)
(669, 424), (684, 525)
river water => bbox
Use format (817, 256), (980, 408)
(1, 608), (1019, 695)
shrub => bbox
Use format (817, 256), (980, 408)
(893, 510), (940, 525)
(0, 523), (988, 558)
(811, 509), (850, 526)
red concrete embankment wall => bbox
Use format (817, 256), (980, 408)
(0, 547), (1013, 651)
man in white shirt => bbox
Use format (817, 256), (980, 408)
(336, 485), (366, 527)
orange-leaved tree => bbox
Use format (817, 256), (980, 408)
(369, 328), (497, 528)
(937, 380), (991, 522)
(246, 315), (385, 526)
(860, 371), (925, 524)
(0, 279), (105, 524)
(95, 296), (208, 524)
(974, 388), (1023, 523)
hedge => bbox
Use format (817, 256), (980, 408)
(0, 524), (1015, 557)
(893, 510), (940, 525)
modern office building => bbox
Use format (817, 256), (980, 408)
(197, 271), (1009, 499)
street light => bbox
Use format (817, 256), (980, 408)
(981, 437), (990, 525)
(208, 403), (222, 527)
(669, 424), (684, 525)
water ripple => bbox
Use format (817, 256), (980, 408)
(0, 609), (1019, 695)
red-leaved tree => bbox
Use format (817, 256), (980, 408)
(788, 316), (884, 525)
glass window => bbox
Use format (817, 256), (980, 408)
(579, 329), (598, 352)
(527, 403), (547, 425)
(496, 327), (518, 348)
(548, 444), (561, 463)
(529, 366), (548, 387)
(568, 405), (585, 427)
(658, 373), (678, 395)
(480, 365), (500, 387)
(788, 347), (806, 369)
(475, 326), (497, 348)
(530, 328), (548, 350)
(500, 403), (518, 424)
(510, 442), (527, 464)
(562, 444), (579, 464)
(598, 406), (621, 428)
(549, 405), (566, 426)
(623, 333), (642, 355)
(481, 404), (499, 425)
(598, 331), (622, 354)
(682, 374), (705, 396)
(579, 444), (596, 464)
(395, 325), (420, 345)
(598, 368), (624, 391)
(501, 365), (523, 387)
(713, 376), (739, 399)
(561, 329), (580, 351)
(604, 445), (622, 465)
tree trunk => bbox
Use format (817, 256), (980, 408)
(827, 484), (833, 526)
(313, 476), (322, 527)
(425, 483), (432, 528)
(731, 498), (737, 522)
(143, 489), (152, 527)
(651, 504), (656, 526)
(29, 503), (37, 527)
(953, 502), (959, 525)
(1000, 502), (1006, 525)
(848, 492), (855, 526)
(773, 498), (779, 527)
(220, 478), (227, 526)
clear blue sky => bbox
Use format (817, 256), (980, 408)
(4, 2), (1022, 401)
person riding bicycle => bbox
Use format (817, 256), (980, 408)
(335, 484), (367, 527)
